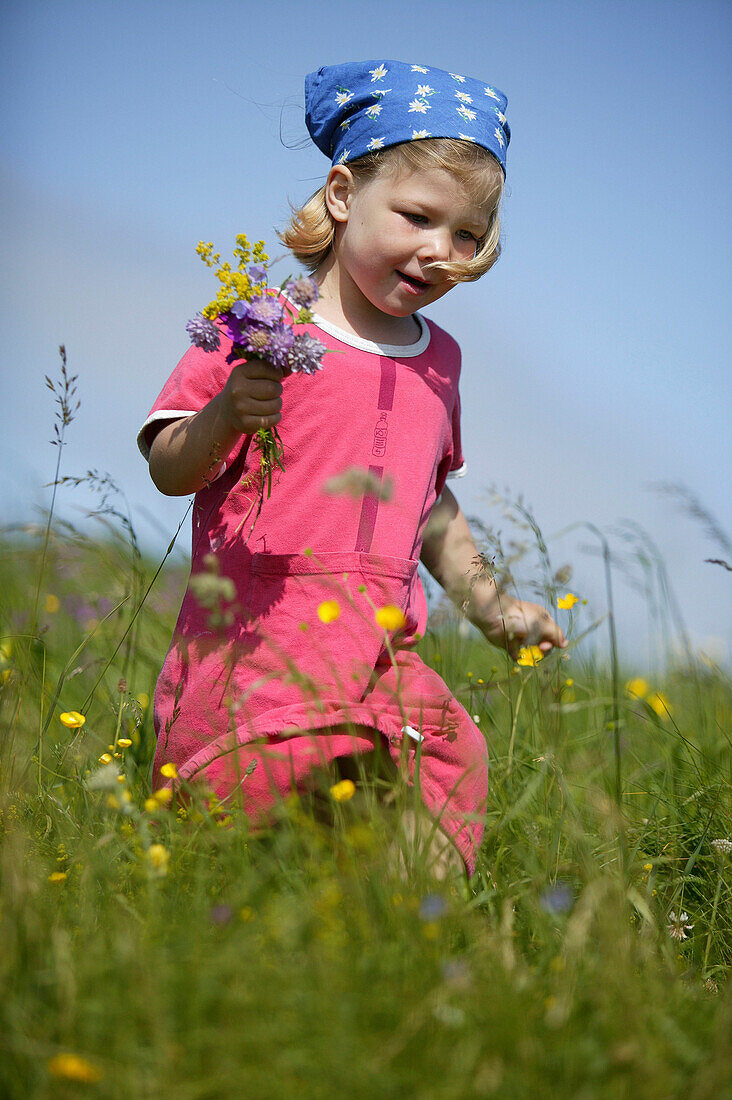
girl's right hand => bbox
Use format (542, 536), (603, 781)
(223, 358), (283, 435)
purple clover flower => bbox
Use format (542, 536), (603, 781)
(287, 332), (326, 375)
(186, 313), (221, 352)
(242, 326), (272, 357)
(247, 296), (283, 328)
(285, 276), (319, 308)
(266, 324), (295, 370)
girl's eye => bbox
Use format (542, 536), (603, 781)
(402, 212), (428, 225)
(457, 229), (478, 242)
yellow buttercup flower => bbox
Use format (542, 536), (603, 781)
(557, 592), (578, 610)
(137, 692), (150, 709)
(517, 646), (544, 667)
(99, 753), (113, 765)
(146, 844), (170, 875)
(117, 737), (132, 748)
(144, 798), (159, 813)
(45, 593), (60, 613)
(160, 762), (178, 779)
(375, 605), (407, 631)
(647, 691), (672, 718)
(329, 779), (356, 802)
(59, 711), (86, 729)
(48, 871), (67, 884)
(317, 599), (341, 623)
(153, 788), (173, 804)
(47, 1053), (102, 1083)
(625, 678), (649, 700)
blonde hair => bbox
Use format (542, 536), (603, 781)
(279, 138), (504, 282)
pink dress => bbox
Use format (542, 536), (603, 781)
(138, 308), (488, 873)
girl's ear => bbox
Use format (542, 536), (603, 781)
(324, 164), (354, 224)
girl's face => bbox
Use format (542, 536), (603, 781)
(325, 164), (489, 322)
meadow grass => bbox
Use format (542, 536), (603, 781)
(1, 357), (730, 1097)
(1, 519), (730, 1099)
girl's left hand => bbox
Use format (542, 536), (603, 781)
(477, 597), (567, 659)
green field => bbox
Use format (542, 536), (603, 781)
(1, 366), (730, 1097)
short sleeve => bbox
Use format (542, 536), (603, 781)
(446, 388), (467, 480)
(136, 340), (244, 467)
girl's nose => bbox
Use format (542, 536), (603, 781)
(419, 227), (453, 263)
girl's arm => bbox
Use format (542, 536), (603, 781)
(420, 487), (566, 657)
(148, 358), (283, 496)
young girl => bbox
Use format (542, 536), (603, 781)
(138, 60), (566, 878)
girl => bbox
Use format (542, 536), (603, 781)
(138, 60), (566, 878)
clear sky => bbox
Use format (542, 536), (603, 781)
(2, 0), (730, 667)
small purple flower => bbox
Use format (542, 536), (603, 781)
(419, 894), (448, 922)
(266, 323), (295, 370)
(242, 326), (272, 357)
(186, 313), (221, 352)
(247, 296), (283, 328)
(209, 904), (233, 926)
(287, 332), (326, 375)
(231, 299), (251, 320)
(220, 311), (248, 346)
(285, 276), (319, 308)
(539, 883), (574, 915)
(248, 264), (268, 283)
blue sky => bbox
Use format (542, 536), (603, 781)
(2, 0), (730, 666)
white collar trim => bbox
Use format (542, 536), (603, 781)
(310, 309), (430, 356)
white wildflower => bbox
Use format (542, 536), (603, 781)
(667, 910), (694, 941)
(711, 838), (732, 855)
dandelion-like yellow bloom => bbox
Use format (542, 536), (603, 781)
(329, 778), (356, 802)
(647, 691), (672, 717)
(47, 1053), (102, 1083)
(557, 593), (578, 610)
(160, 762), (178, 779)
(45, 594), (60, 613)
(117, 737), (132, 748)
(317, 600), (341, 623)
(48, 871), (67, 884)
(147, 844), (170, 875)
(99, 753), (113, 765)
(625, 678), (649, 700)
(144, 797), (159, 813)
(59, 711), (86, 729)
(153, 788), (173, 805)
(516, 645), (544, 667)
(375, 605), (407, 631)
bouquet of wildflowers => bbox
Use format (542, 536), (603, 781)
(185, 234), (325, 515)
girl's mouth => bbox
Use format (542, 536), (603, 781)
(396, 270), (430, 294)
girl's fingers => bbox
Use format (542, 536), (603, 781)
(236, 358), (284, 381)
(244, 378), (284, 400)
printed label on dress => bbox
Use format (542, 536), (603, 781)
(372, 412), (389, 457)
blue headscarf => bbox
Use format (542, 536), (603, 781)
(305, 59), (510, 175)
